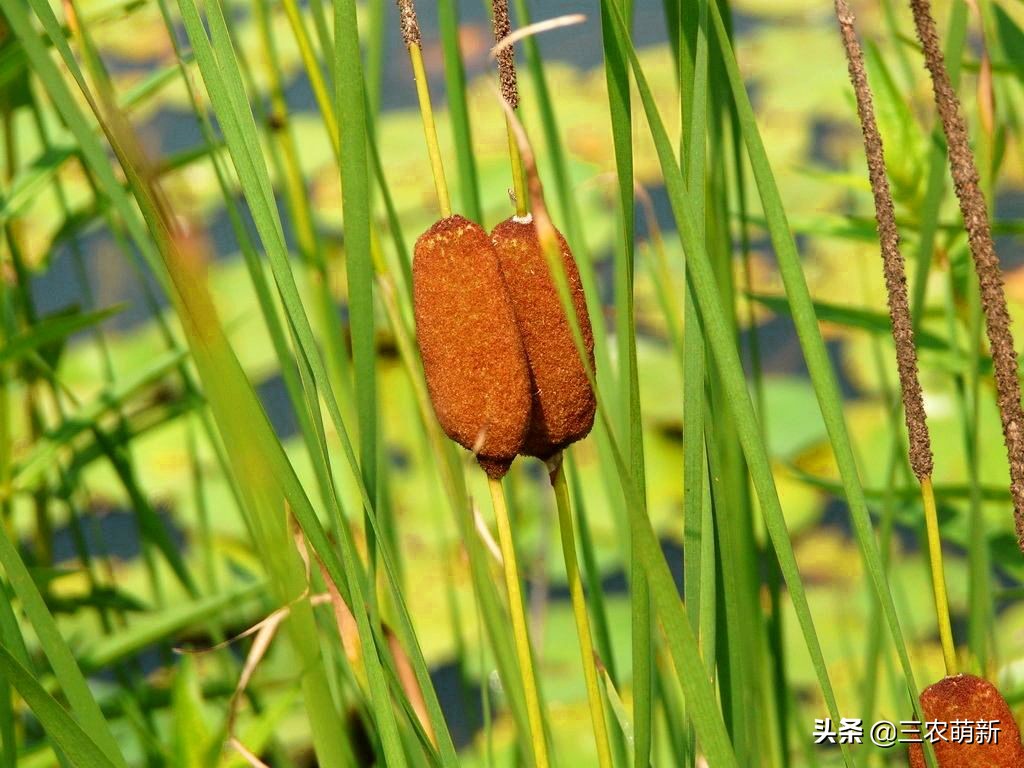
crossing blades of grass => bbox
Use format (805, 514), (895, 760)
(502, 85), (739, 768)
(0, 645), (119, 768)
(0, 523), (127, 767)
(704, 0), (929, 718)
(598, 2), (856, 763)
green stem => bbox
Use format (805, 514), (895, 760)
(408, 43), (452, 218)
(488, 476), (549, 768)
(506, 115), (529, 217)
(549, 458), (612, 768)
(921, 477), (957, 675)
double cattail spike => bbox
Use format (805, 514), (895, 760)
(908, 0), (1024, 552)
(412, 215), (532, 478)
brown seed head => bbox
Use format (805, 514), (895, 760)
(908, 674), (1024, 767)
(491, 216), (596, 459)
(833, 0), (933, 481)
(490, 0), (519, 109)
(396, 0), (421, 49)
(910, 0), (1024, 549)
(413, 215), (532, 478)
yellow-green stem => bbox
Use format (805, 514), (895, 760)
(506, 115), (529, 217)
(280, 0), (340, 161)
(408, 44), (452, 218)
(550, 459), (612, 768)
(922, 476), (957, 675)
(488, 476), (549, 768)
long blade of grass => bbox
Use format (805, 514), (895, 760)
(594, 3), (654, 762)
(0, 306), (121, 367)
(0, 523), (127, 767)
(0, 645), (118, 768)
(333, 0), (379, 526)
(438, 0), (482, 222)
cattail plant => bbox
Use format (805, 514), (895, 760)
(908, 674), (1024, 767)
(413, 216), (533, 478)
(835, 3), (1024, 766)
(399, 0), (531, 478)
(908, 0), (1024, 552)
(488, 10), (608, 768)
(489, 218), (597, 459)
(832, 0), (955, 673)
(486, 3), (597, 460)
(397, 2), (551, 765)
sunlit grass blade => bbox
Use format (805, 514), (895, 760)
(333, 0), (379, 525)
(594, 3), (654, 762)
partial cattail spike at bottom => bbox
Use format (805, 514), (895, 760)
(908, 674), (1024, 767)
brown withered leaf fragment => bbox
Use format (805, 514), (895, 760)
(491, 216), (596, 459)
(908, 674), (1024, 767)
(413, 215), (532, 477)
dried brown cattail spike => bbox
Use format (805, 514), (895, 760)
(491, 216), (596, 459)
(909, 0), (1024, 549)
(490, 0), (519, 109)
(833, 0), (932, 481)
(413, 215), (533, 478)
(396, 0), (421, 49)
(908, 674), (1024, 767)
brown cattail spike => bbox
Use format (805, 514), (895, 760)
(413, 215), (532, 478)
(908, 674), (1024, 767)
(491, 216), (596, 459)
(396, 0), (421, 49)
(491, 0), (519, 109)
(834, 0), (933, 481)
(909, 0), (1024, 549)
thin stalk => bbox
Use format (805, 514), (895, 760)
(490, 0), (528, 216)
(507, 118), (529, 218)
(488, 477), (549, 768)
(398, 0), (451, 218)
(549, 458), (612, 768)
(922, 477), (957, 674)
(438, 0), (483, 221)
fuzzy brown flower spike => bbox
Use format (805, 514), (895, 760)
(908, 674), (1024, 767)
(396, 0), (421, 49)
(413, 215), (533, 478)
(491, 217), (596, 459)
(490, 0), (519, 109)
(834, 0), (932, 481)
(909, 0), (1024, 550)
